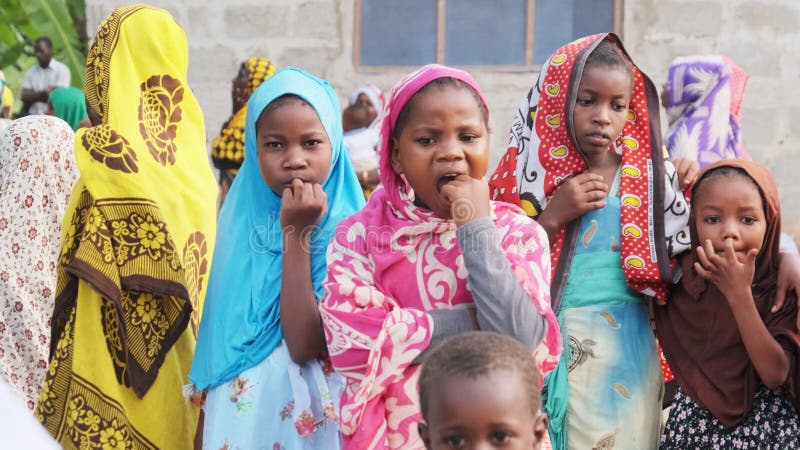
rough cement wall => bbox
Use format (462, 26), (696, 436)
(85, 0), (799, 235)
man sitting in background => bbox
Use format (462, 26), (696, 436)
(21, 37), (70, 116)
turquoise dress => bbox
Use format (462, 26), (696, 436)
(544, 170), (662, 449)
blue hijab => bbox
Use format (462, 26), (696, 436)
(190, 68), (365, 390)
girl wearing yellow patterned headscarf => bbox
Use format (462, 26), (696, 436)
(210, 57), (277, 204)
(35, 5), (217, 449)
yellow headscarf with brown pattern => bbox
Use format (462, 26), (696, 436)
(210, 57), (277, 180)
(37, 5), (217, 449)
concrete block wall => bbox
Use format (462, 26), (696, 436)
(625, 0), (800, 238)
(86, 0), (799, 236)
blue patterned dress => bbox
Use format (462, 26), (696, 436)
(201, 342), (344, 450)
(544, 170), (662, 449)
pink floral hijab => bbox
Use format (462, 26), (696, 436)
(321, 65), (560, 449)
(0, 116), (78, 409)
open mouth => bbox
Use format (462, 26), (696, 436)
(436, 173), (462, 192)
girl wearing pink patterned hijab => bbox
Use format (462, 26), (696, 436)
(320, 65), (561, 449)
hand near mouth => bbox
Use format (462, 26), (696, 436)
(439, 174), (490, 227)
(695, 238), (757, 305)
(280, 178), (328, 238)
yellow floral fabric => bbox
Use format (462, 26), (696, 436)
(36, 5), (217, 450)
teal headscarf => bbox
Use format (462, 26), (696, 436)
(48, 87), (88, 131)
(189, 67), (365, 390)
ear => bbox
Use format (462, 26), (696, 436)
(418, 422), (432, 449)
(532, 412), (548, 450)
(390, 137), (403, 175)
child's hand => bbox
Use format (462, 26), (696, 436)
(772, 252), (800, 328)
(280, 178), (328, 236)
(672, 158), (700, 191)
(694, 238), (757, 304)
(541, 173), (608, 228)
(440, 175), (491, 227)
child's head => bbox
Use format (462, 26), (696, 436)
(418, 331), (547, 450)
(691, 164), (767, 260)
(387, 72), (490, 220)
(343, 84), (384, 132)
(571, 38), (634, 158)
(255, 94), (333, 196)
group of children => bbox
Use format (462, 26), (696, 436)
(189, 30), (800, 449)
(2, 4), (799, 450)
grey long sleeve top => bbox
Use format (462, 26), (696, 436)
(416, 217), (549, 362)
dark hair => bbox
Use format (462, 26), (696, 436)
(692, 165), (762, 205)
(35, 37), (53, 49)
(392, 77), (488, 139)
(418, 331), (541, 419)
(256, 94), (313, 125)
(585, 38), (633, 80)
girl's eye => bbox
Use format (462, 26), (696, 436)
(703, 216), (720, 224)
(304, 139), (322, 148)
(741, 216), (757, 225)
(417, 137), (435, 145)
(577, 98), (594, 106)
(460, 134), (477, 143)
(613, 103), (628, 112)
(443, 436), (466, 448)
(490, 430), (512, 444)
(265, 141), (282, 150)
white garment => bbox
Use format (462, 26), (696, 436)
(0, 376), (61, 449)
(343, 127), (379, 172)
(22, 59), (71, 115)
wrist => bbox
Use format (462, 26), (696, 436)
(453, 205), (490, 227)
(537, 210), (561, 232)
(725, 288), (754, 309)
(283, 225), (313, 244)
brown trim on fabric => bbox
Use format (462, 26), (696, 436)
(121, 274), (190, 301)
(85, 5), (147, 120)
(50, 277), (78, 359)
(550, 220), (581, 315)
(109, 292), (192, 398)
(66, 258), (123, 304)
(52, 190), (195, 397)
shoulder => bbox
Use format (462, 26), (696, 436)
(329, 197), (384, 247)
(491, 200), (549, 247)
(24, 65), (40, 78)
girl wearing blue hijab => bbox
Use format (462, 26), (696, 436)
(190, 68), (364, 448)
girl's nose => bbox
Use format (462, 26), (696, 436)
(436, 137), (465, 161)
(283, 147), (308, 169)
(721, 221), (740, 241)
(594, 106), (611, 124)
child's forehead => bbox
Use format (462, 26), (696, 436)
(692, 172), (764, 211)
